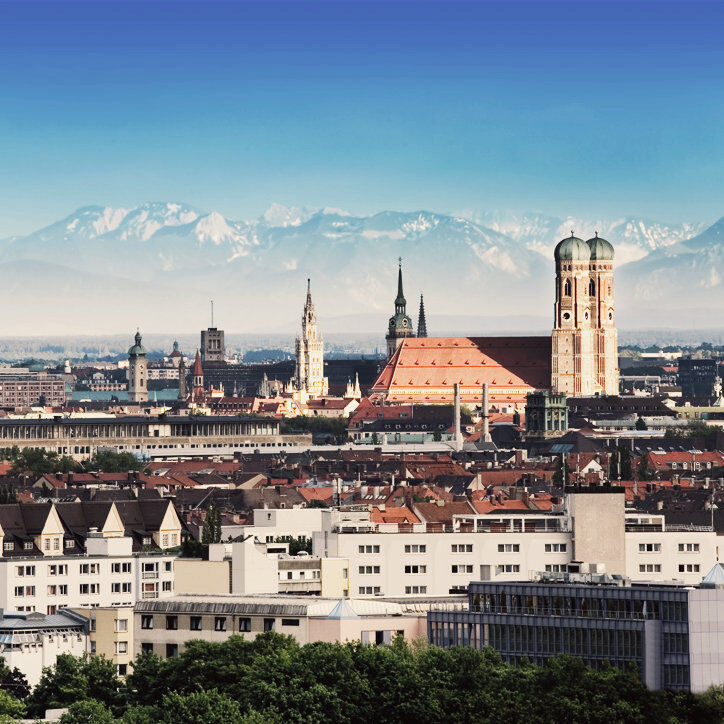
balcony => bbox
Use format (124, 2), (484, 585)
(141, 571), (158, 580)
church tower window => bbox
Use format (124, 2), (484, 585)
(563, 279), (571, 296)
(589, 279), (596, 296)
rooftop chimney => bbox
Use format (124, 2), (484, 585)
(453, 383), (463, 452)
(481, 383), (492, 443)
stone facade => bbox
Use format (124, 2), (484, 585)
(295, 280), (328, 398)
(551, 233), (618, 397)
(127, 331), (148, 403)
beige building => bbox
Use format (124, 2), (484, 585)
(551, 233), (618, 397)
(175, 539), (350, 598)
(71, 606), (134, 676)
(134, 594), (426, 657)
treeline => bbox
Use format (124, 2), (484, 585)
(0, 447), (144, 476)
(16, 633), (724, 723)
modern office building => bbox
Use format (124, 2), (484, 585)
(428, 570), (724, 692)
(679, 358), (718, 400)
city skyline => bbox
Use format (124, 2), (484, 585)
(1, 0), (723, 237)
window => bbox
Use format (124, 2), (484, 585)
(358, 566), (380, 575)
(162, 534), (169, 547)
(44, 538), (50, 551)
(141, 643), (154, 654)
(214, 617), (227, 632)
(166, 616), (178, 631)
(405, 586), (427, 594)
(115, 641), (128, 654)
(142, 616), (155, 630)
(64, 540), (75, 549)
(80, 563), (99, 575)
(190, 616), (202, 631)
(165, 643), (178, 658)
(49, 564), (68, 576)
(359, 545), (380, 553)
(112, 562), (132, 574)
(678, 543), (700, 553)
(639, 543), (661, 553)
(282, 618), (300, 626)
(451, 565), (473, 574)
(403, 544), (426, 553)
(16, 565), (35, 577)
(263, 618), (275, 632)
(3, 542), (13, 551)
(404, 565), (426, 574)
(23, 542), (33, 551)
(639, 564), (661, 573)
(53, 538), (60, 551)
(545, 564), (566, 572)
(47, 585), (57, 596)
(238, 618), (251, 632)
(452, 544), (473, 553)
(115, 619), (128, 633)
(162, 581), (172, 592)
(544, 543), (567, 553)
(497, 544), (520, 553)
(495, 564), (520, 574)
(58, 585), (67, 595)
(112, 583), (132, 593)
(358, 586), (381, 595)
(678, 564), (700, 573)
(14, 587), (24, 597)
(165, 561), (172, 571)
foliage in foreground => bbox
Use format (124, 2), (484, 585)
(21, 633), (724, 723)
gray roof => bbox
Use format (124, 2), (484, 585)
(0, 610), (85, 630)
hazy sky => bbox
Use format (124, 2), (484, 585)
(1, 0), (723, 237)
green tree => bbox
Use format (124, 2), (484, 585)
(201, 503), (222, 545)
(85, 450), (143, 472)
(27, 654), (124, 717)
(160, 690), (246, 724)
(634, 416), (647, 430)
(0, 657), (29, 700)
(59, 699), (115, 724)
(9, 448), (77, 476)
(307, 499), (329, 509)
(0, 689), (25, 722)
(609, 449), (620, 480)
(619, 445), (633, 479)
(273, 535), (312, 555)
(637, 451), (655, 481)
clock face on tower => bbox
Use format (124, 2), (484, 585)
(389, 319), (395, 328)
(402, 319), (408, 327)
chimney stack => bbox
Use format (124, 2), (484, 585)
(453, 383), (463, 452)
(481, 383), (491, 443)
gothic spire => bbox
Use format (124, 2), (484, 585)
(395, 258), (406, 307)
(417, 294), (428, 338)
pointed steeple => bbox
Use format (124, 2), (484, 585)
(395, 258), (406, 309)
(193, 349), (203, 377)
(417, 294), (427, 338)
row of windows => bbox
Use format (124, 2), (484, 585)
(639, 564), (661, 573)
(359, 586), (380, 595)
(16, 561), (164, 577)
(142, 615), (296, 633)
(4, 539), (74, 552)
(405, 586), (427, 594)
(472, 591), (688, 621)
(14, 581), (169, 597)
(452, 544), (473, 553)
(359, 566), (380, 575)
(404, 545), (427, 553)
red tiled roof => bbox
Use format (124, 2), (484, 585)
(413, 500), (475, 523)
(370, 336), (552, 403)
(472, 499), (530, 514)
(370, 506), (420, 524)
(298, 487), (334, 503)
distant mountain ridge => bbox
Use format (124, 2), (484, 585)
(0, 202), (719, 335)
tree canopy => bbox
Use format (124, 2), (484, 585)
(25, 634), (724, 724)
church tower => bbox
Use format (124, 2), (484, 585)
(192, 349), (204, 401)
(417, 294), (428, 338)
(386, 260), (415, 358)
(551, 232), (618, 396)
(295, 280), (329, 398)
(127, 330), (148, 403)
(586, 232), (619, 395)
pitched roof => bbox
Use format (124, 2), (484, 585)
(413, 500), (475, 524)
(371, 336), (552, 403)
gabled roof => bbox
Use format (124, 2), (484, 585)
(371, 336), (552, 403)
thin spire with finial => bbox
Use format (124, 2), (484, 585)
(417, 293), (428, 338)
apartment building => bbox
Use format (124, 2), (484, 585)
(312, 489), (717, 598)
(70, 606), (134, 676)
(134, 594), (425, 658)
(0, 502), (179, 613)
(0, 371), (67, 408)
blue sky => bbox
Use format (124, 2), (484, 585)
(1, 0), (723, 236)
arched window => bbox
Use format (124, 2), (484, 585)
(589, 279), (596, 296)
(563, 279), (571, 296)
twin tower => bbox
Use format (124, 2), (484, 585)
(552, 232), (618, 397)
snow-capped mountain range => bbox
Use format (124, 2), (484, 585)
(0, 202), (719, 335)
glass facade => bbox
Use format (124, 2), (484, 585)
(428, 582), (691, 691)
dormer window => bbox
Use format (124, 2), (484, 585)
(24, 542), (33, 551)
(3, 542), (13, 551)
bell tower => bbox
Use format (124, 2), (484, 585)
(386, 259), (415, 358)
(127, 330), (148, 403)
(586, 232), (619, 395)
(551, 233), (595, 396)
